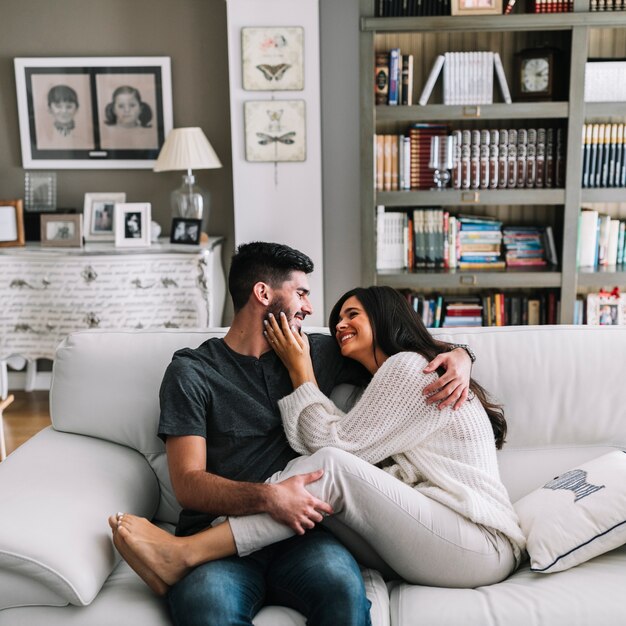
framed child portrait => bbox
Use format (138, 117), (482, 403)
(40, 213), (83, 247)
(14, 57), (173, 169)
(83, 192), (126, 242)
(0, 200), (25, 248)
(114, 202), (151, 248)
(586, 291), (626, 325)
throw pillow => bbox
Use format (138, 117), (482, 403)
(514, 450), (626, 573)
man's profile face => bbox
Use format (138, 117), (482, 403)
(266, 271), (312, 332)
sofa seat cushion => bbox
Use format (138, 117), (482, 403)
(389, 544), (626, 626)
(0, 428), (159, 610)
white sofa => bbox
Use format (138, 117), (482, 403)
(1, 325), (626, 626)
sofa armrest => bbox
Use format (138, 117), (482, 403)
(0, 427), (160, 610)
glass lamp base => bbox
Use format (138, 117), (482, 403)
(171, 174), (210, 222)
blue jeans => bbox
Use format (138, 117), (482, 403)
(167, 527), (371, 626)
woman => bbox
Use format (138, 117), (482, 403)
(111, 286), (525, 595)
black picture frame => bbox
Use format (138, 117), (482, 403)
(170, 218), (202, 245)
(14, 57), (172, 169)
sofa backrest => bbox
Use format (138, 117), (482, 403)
(50, 325), (626, 521)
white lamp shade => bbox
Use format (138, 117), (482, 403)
(153, 127), (222, 172)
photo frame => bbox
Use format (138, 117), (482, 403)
(40, 213), (83, 247)
(170, 217), (202, 245)
(241, 27), (304, 91)
(24, 171), (57, 212)
(83, 192), (126, 241)
(14, 57), (173, 169)
(0, 200), (25, 248)
(586, 291), (626, 325)
(114, 202), (151, 248)
(451, 0), (503, 15)
(244, 100), (306, 162)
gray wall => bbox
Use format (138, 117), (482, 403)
(0, 0), (361, 321)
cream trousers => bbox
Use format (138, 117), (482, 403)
(228, 447), (516, 587)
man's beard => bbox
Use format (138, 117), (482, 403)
(266, 296), (302, 332)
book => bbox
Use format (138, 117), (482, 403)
(401, 54), (414, 105)
(493, 53), (512, 104)
(388, 48), (401, 106)
(418, 54), (445, 105)
(374, 52), (390, 105)
(578, 209), (599, 267)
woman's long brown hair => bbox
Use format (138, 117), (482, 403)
(329, 286), (507, 449)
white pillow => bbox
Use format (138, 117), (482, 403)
(514, 450), (626, 573)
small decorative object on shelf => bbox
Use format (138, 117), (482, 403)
(513, 48), (561, 102)
(114, 202), (152, 249)
(24, 172), (56, 212)
(429, 136), (454, 190)
(451, 0), (502, 16)
(170, 218), (202, 245)
(40, 214), (83, 248)
(586, 288), (626, 325)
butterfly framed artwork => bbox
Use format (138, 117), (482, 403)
(241, 27), (304, 91)
(244, 100), (306, 162)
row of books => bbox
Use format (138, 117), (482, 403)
(376, 207), (558, 270)
(419, 52), (511, 106)
(589, 0), (626, 9)
(581, 123), (626, 188)
(578, 209), (626, 267)
(375, 125), (566, 191)
(400, 291), (560, 328)
(375, 50), (414, 106)
(529, 0), (573, 11)
(376, 0), (451, 16)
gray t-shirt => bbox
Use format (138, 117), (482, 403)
(158, 333), (368, 536)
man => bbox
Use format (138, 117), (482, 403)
(157, 242), (472, 625)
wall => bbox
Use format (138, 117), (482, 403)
(0, 0), (362, 322)
(0, 0), (234, 290)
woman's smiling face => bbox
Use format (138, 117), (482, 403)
(334, 296), (375, 362)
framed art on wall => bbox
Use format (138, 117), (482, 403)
(114, 202), (151, 248)
(40, 213), (83, 247)
(241, 27), (304, 91)
(83, 192), (126, 242)
(0, 200), (25, 247)
(14, 57), (173, 169)
(244, 99), (306, 162)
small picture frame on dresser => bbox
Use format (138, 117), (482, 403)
(0, 200), (25, 247)
(83, 192), (126, 242)
(115, 202), (151, 248)
(170, 218), (201, 245)
(40, 213), (83, 247)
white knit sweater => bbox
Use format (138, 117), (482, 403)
(278, 351), (526, 559)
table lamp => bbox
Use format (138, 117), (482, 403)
(153, 127), (222, 224)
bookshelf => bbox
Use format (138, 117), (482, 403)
(360, 0), (626, 324)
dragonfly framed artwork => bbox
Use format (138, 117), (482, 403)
(244, 100), (306, 162)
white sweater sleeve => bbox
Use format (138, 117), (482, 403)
(278, 352), (454, 464)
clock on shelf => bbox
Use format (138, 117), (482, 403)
(513, 47), (562, 101)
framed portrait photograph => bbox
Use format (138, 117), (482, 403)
(114, 202), (151, 248)
(0, 200), (25, 248)
(451, 0), (503, 14)
(40, 213), (83, 247)
(24, 171), (57, 212)
(170, 218), (202, 245)
(83, 192), (126, 242)
(586, 292), (626, 325)
(241, 27), (304, 91)
(14, 57), (173, 169)
(244, 100), (306, 162)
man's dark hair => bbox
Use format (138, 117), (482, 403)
(228, 242), (314, 312)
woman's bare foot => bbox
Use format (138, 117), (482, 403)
(114, 514), (193, 587)
(107, 515), (170, 597)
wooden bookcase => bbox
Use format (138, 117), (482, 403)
(360, 0), (626, 323)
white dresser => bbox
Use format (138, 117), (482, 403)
(0, 237), (225, 397)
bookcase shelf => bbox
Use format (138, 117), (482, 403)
(377, 268), (562, 290)
(360, 1), (626, 325)
(378, 189), (566, 206)
(376, 102), (569, 122)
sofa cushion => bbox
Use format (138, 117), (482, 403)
(389, 543), (626, 626)
(514, 450), (626, 573)
(0, 428), (159, 609)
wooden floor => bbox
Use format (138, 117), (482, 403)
(2, 390), (51, 458)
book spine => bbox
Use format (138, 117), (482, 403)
(470, 130), (480, 189)
(374, 52), (390, 106)
(401, 54), (414, 106)
(536, 127), (546, 188)
(388, 48), (401, 106)
(526, 128), (537, 188)
(419, 54), (445, 106)
(375, 134), (384, 191)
